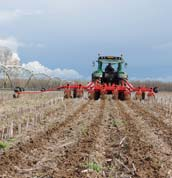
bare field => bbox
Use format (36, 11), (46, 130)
(0, 92), (172, 178)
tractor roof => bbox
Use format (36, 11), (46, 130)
(98, 56), (125, 64)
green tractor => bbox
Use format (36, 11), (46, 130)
(92, 55), (128, 85)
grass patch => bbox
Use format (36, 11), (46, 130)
(7, 138), (16, 142)
(0, 141), (9, 149)
(0, 138), (16, 150)
(81, 127), (89, 136)
(112, 119), (123, 128)
(86, 162), (102, 173)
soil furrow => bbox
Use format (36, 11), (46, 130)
(128, 100), (172, 147)
(1, 94), (172, 178)
(102, 99), (136, 177)
(53, 99), (106, 178)
(79, 98), (117, 178)
(0, 100), (90, 178)
(116, 101), (167, 178)
(28, 100), (100, 178)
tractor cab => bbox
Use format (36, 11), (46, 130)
(92, 55), (128, 85)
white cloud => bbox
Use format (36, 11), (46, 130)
(0, 38), (21, 65)
(0, 9), (42, 23)
(0, 47), (21, 65)
(0, 37), (23, 52)
(22, 61), (82, 80)
(0, 36), (81, 79)
(0, 36), (45, 52)
(4, 52), (21, 65)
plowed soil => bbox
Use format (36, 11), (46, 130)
(0, 96), (172, 178)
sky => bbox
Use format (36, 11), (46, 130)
(0, 0), (172, 80)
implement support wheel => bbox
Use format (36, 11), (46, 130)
(118, 91), (125, 101)
(94, 91), (100, 100)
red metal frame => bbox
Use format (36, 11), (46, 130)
(15, 80), (156, 97)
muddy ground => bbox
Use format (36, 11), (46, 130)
(0, 95), (172, 178)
